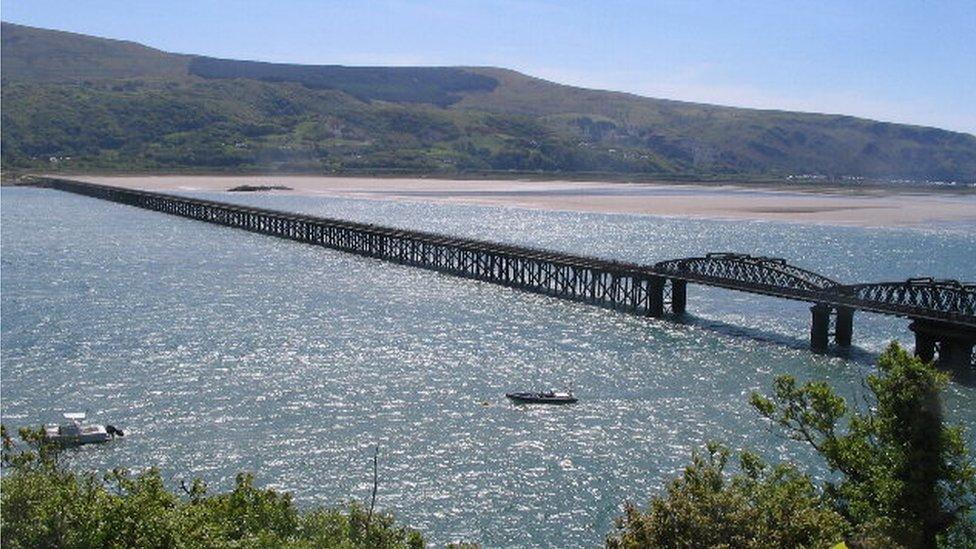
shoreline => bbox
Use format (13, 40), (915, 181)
(9, 168), (976, 195)
(29, 174), (976, 229)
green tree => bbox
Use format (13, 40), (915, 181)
(1, 425), (426, 548)
(610, 343), (976, 548)
(751, 342), (976, 547)
(606, 443), (848, 548)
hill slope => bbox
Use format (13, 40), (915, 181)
(1, 23), (190, 81)
(3, 22), (975, 182)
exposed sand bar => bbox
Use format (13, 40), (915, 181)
(69, 175), (976, 229)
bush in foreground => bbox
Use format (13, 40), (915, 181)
(609, 343), (976, 548)
(0, 427), (424, 548)
(607, 443), (848, 548)
(5, 343), (973, 548)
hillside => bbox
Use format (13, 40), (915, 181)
(0, 22), (190, 81)
(3, 22), (975, 182)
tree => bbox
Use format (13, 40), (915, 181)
(1, 425), (426, 548)
(751, 342), (976, 547)
(606, 443), (848, 548)
(610, 343), (976, 548)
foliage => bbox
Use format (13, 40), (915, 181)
(606, 443), (848, 548)
(610, 343), (976, 548)
(751, 342), (976, 547)
(0, 425), (425, 549)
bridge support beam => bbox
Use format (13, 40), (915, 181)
(910, 320), (976, 369)
(810, 303), (831, 352)
(670, 279), (687, 315)
(913, 329), (937, 363)
(835, 307), (854, 347)
(648, 276), (665, 318)
(942, 340), (974, 369)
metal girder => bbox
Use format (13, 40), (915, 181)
(654, 253), (839, 293)
(34, 178), (976, 331)
(831, 278), (976, 322)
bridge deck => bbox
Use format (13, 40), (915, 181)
(33, 177), (976, 332)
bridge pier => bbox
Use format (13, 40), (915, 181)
(913, 330), (937, 362)
(810, 304), (831, 352)
(648, 276), (665, 317)
(910, 320), (976, 369)
(835, 306), (854, 347)
(670, 279), (687, 315)
(810, 304), (855, 352)
(942, 340), (974, 369)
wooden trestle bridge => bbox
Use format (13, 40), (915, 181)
(36, 178), (976, 368)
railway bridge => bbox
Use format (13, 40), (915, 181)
(35, 178), (976, 368)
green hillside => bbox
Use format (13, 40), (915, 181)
(3, 22), (975, 182)
(187, 57), (498, 106)
(0, 22), (190, 82)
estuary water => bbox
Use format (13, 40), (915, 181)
(2, 186), (974, 547)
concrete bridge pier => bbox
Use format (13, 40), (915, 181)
(910, 320), (976, 369)
(648, 276), (665, 317)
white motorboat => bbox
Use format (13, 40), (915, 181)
(43, 412), (124, 446)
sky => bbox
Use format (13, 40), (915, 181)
(3, 0), (975, 134)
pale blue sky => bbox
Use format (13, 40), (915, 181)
(3, 0), (974, 134)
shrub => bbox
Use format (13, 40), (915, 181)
(0, 426), (424, 548)
(610, 343), (976, 548)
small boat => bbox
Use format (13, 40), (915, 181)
(43, 412), (124, 446)
(506, 390), (578, 404)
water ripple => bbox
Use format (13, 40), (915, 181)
(2, 187), (974, 547)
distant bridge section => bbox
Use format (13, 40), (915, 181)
(828, 278), (976, 366)
(655, 253), (839, 299)
(32, 177), (976, 368)
(830, 278), (976, 323)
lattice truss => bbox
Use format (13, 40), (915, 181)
(834, 278), (976, 319)
(654, 254), (975, 321)
(655, 253), (838, 292)
(39, 180), (976, 325)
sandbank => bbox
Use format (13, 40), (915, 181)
(65, 175), (976, 229)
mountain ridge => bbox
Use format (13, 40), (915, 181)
(3, 22), (974, 182)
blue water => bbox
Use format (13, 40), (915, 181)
(2, 187), (974, 547)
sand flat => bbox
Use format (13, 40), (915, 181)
(67, 175), (976, 229)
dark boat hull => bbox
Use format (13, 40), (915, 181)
(506, 393), (577, 404)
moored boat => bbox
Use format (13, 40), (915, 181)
(43, 412), (124, 446)
(505, 390), (577, 404)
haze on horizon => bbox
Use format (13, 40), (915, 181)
(2, 0), (974, 135)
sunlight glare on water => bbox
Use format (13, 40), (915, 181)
(2, 187), (974, 547)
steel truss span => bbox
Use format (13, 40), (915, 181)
(34, 178), (976, 366)
(831, 278), (976, 323)
(655, 253), (839, 297)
